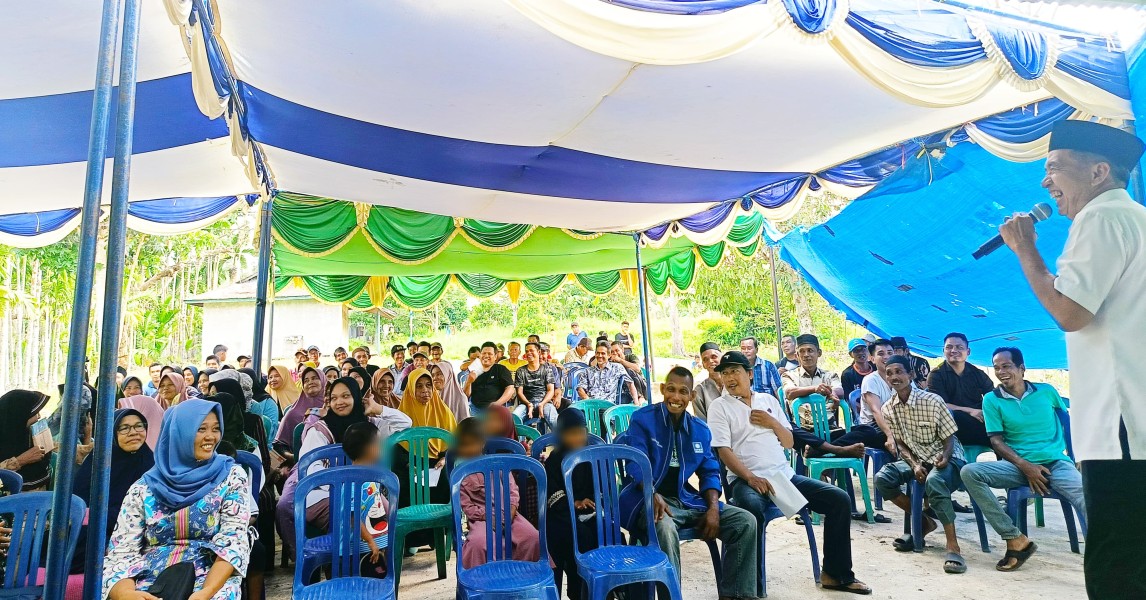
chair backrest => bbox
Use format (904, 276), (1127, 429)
(569, 400), (615, 439)
(532, 432), (605, 461)
(0, 492), (86, 593)
(791, 394), (854, 440)
(234, 450), (263, 496)
(515, 424), (541, 443)
(293, 466), (399, 590)
(1056, 407), (1075, 461)
(385, 427), (455, 506)
(847, 389), (862, 417)
(298, 443), (351, 478)
(457, 371), (469, 386)
(0, 469), (22, 495)
(485, 438), (527, 456)
(603, 405), (639, 441)
(561, 445), (659, 560)
(292, 422), (306, 457)
(450, 455), (550, 575)
(564, 363), (588, 402)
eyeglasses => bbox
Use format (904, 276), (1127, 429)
(116, 423), (147, 434)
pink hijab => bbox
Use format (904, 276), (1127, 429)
(118, 395), (164, 450)
(274, 366), (327, 448)
(155, 372), (188, 409)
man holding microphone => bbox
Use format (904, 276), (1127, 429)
(1000, 120), (1146, 599)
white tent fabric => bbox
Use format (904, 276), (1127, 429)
(162, 0), (1132, 235)
(0, 1), (257, 229)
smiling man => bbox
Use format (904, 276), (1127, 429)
(960, 347), (1084, 573)
(693, 342), (724, 422)
(617, 366), (758, 600)
(926, 333), (993, 449)
(999, 120), (1146, 600)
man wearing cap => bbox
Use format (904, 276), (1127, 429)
(840, 339), (874, 399)
(1000, 120), (1146, 599)
(709, 351), (872, 595)
(388, 344), (406, 391)
(781, 334), (845, 428)
(693, 342), (724, 422)
(307, 345), (321, 365)
(566, 321), (587, 350)
(352, 346), (371, 366)
(563, 336), (592, 365)
(429, 342), (450, 369)
(890, 337), (930, 388)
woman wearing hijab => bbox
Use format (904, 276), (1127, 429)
(371, 369), (402, 410)
(103, 399), (251, 600)
(429, 362), (470, 421)
(118, 376), (144, 400)
(483, 404), (517, 440)
(272, 366), (326, 458)
(266, 365), (301, 414)
(481, 403), (538, 523)
(70, 409), (155, 573)
(322, 366), (341, 385)
(206, 390), (258, 454)
(155, 372), (188, 409)
(348, 366), (373, 402)
(118, 395), (164, 450)
(183, 366), (202, 398)
(0, 390), (53, 490)
(340, 357), (359, 379)
(198, 369), (216, 396)
(241, 368), (281, 442)
(544, 409), (602, 599)
(394, 369), (457, 550)
(293, 377), (411, 534)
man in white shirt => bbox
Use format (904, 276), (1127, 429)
(708, 351), (871, 595)
(1000, 120), (1146, 600)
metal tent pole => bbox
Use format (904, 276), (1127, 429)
(251, 196), (274, 375)
(43, 0), (126, 597)
(632, 234), (655, 394)
(769, 245), (783, 358)
(80, 0), (142, 597)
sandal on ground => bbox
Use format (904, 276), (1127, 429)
(893, 534), (914, 552)
(996, 541), (1037, 572)
(944, 552), (967, 574)
(852, 511), (892, 523)
(821, 580), (873, 595)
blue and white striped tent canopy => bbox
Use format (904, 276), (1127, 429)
(0, 0), (1139, 247)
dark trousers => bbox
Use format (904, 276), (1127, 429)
(952, 411), (990, 447)
(791, 424), (886, 453)
(1082, 459), (1146, 600)
(731, 475), (856, 583)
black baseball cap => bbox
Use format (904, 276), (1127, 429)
(889, 336), (909, 350)
(391, 344), (405, 355)
(715, 351), (752, 373)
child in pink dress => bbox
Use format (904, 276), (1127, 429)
(454, 417), (541, 569)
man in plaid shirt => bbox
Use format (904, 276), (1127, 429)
(874, 356), (968, 574)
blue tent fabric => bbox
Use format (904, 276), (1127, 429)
(774, 143), (1078, 369)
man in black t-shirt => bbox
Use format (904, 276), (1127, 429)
(614, 320), (635, 350)
(465, 341), (515, 410)
(840, 338), (875, 399)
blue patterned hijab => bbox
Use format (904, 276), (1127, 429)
(142, 399), (235, 510)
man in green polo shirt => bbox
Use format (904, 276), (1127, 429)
(960, 346), (1086, 573)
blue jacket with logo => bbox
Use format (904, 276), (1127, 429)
(616, 402), (723, 530)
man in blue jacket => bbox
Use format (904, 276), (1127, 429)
(617, 366), (758, 600)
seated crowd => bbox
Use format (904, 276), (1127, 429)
(0, 324), (1085, 599)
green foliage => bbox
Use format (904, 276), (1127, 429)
(695, 315), (740, 349)
(469, 301), (514, 329)
(513, 313), (554, 338)
(439, 287), (469, 327)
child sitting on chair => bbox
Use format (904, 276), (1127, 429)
(455, 417), (542, 569)
(343, 422), (389, 572)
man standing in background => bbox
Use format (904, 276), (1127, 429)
(777, 335), (799, 374)
(1000, 120), (1146, 599)
(566, 321), (587, 350)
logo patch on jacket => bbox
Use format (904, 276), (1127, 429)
(692, 442), (704, 454)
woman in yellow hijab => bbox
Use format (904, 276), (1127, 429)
(398, 368), (457, 459)
(266, 365), (301, 413)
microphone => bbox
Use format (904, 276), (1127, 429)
(972, 202), (1052, 260)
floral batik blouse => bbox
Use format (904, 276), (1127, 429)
(102, 466), (251, 600)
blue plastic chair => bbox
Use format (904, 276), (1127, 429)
(563, 364), (588, 404)
(294, 466), (398, 600)
(298, 443), (351, 477)
(603, 404), (639, 441)
(987, 408), (1086, 554)
(450, 455), (559, 599)
(235, 450), (264, 497)
(791, 395), (875, 524)
(562, 445), (682, 600)
(0, 492), (86, 599)
(0, 469), (22, 494)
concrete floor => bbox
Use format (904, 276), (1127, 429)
(265, 486), (1086, 599)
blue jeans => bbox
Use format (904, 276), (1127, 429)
(960, 459), (1085, 540)
(875, 459), (965, 526)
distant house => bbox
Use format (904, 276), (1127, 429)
(185, 278), (351, 364)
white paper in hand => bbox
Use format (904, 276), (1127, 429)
(427, 467), (444, 487)
(763, 469), (808, 517)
